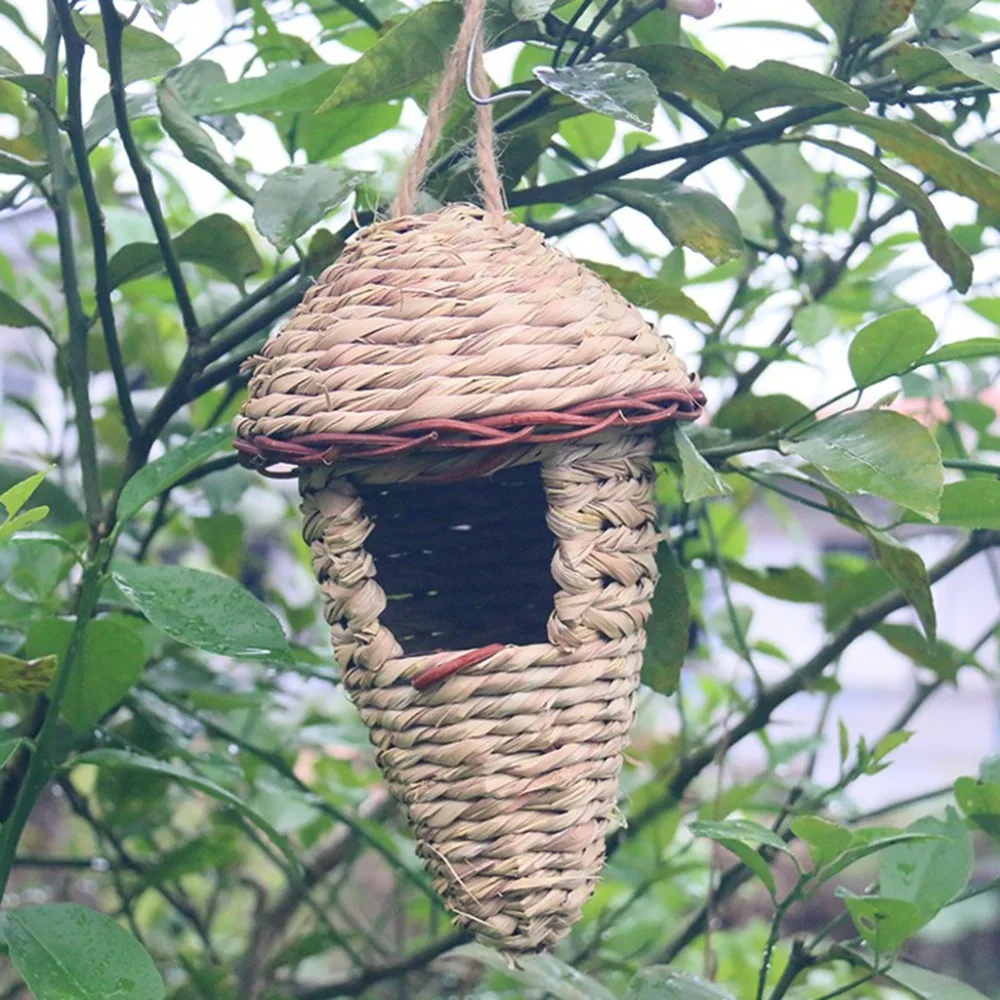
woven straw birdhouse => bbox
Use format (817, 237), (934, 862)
(235, 204), (705, 952)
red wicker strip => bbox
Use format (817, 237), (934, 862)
(235, 386), (706, 477)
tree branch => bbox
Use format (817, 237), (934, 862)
(52, 0), (139, 439)
(291, 930), (470, 1000)
(36, 11), (101, 525)
(98, 0), (200, 343)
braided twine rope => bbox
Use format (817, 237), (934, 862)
(235, 0), (704, 955)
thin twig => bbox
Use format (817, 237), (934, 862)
(52, 0), (139, 439)
(98, 0), (200, 342)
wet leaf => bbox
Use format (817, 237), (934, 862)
(627, 968), (736, 1000)
(112, 562), (293, 662)
(25, 618), (146, 733)
(118, 427), (233, 524)
(843, 894), (925, 952)
(534, 62), (657, 130)
(880, 808), (973, 921)
(6, 904), (164, 1000)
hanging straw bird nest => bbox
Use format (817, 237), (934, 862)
(235, 0), (705, 956)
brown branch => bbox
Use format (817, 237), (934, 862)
(238, 790), (395, 998)
(291, 929), (471, 1000)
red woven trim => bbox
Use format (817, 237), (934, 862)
(236, 386), (706, 479)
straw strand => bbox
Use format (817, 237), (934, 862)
(393, 0), (498, 216)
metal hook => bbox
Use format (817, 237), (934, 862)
(465, 22), (533, 106)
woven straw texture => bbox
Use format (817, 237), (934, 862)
(236, 202), (702, 952)
(300, 434), (658, 952)
(236, 203), (700, 456)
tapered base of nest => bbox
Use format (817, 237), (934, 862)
(300, 434), (660, 952)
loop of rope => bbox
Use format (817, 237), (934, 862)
(392, 0), (505, 217)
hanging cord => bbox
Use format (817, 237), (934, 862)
(392, 0), (505, 217)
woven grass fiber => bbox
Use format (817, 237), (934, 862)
(237, 204), (703, 952)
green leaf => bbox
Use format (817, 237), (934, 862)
(920, 338), (1000, 365)
(875, 623), (967, 682)
(807, 0), (916, 42)
(0, 465), (82, 530)
(715, 393), (811, 437)
(690, 818), (791, 853)
(158, 79), (256, 203)
(849, 308), (937, 387)
(880, 808), (973, 922)
(788, 410), (944, 521)
(724, 562), (823, 604)
(25, 618), (146, 733)
(806, 138), (973, 292)
(253, 165), (363, 253)
(454, 943), (618, 1000)
(318, 2), (464, 111)
(691, 819), (789, 898)
(1, 468), (50, 520)
(0, 653), (57, 695)
(72, 749), (303, 873)
(118, 427), (232, 525)
(108, 214), (262, 290)
(954, 775), (1000, 837)
(615, 45), (724, 109)
(675, 427), (731, 501)
(298, 101), (402, 162)
(717, 61), (867, 121)
(626, 968), (736, 1000)
(6, 904), (164, 1000)
(871, 532), (937, 641)
(821, 828), (942, 884)
(533, 62), (657, 131)
(843, 894), (926, 952)
(112, 562), (293, 662)
(73, 12), (180, 85)
(601, 179), (744, 265)
(188, 62), (344, 116)
(791, 816), (853, 867)
(886, 962), (991, 1000)
(914, 0), (982, 32)
(934, 479), (1000, 531)
(578, 261), (712, 324)
(828, 111), (1000, 217)
(0, 290), (49, 332)
(642, 542), (689, 697)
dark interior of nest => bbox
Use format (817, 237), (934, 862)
(356, 463), (557, 655)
